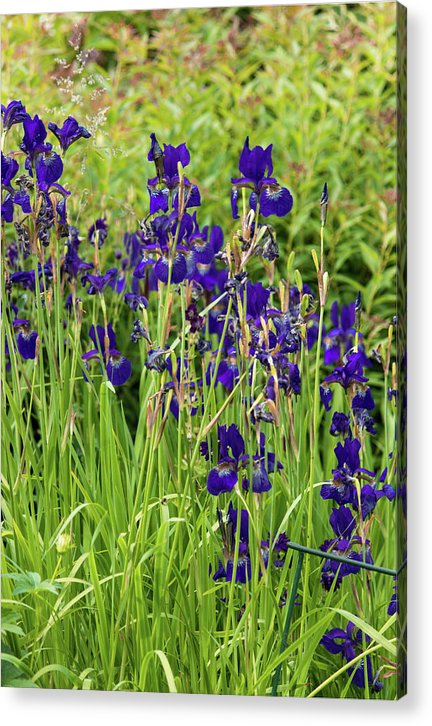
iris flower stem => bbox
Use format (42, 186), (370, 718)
(300, 222), (326, 661)
(164, 298), (234, 589)
(303, 305), (325, 574)
(384, 369), (390, 464)
(271, 550), (304, 696)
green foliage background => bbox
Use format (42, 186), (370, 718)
(2, 2), (397, 316)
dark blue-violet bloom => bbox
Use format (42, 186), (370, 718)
(321, 437), (375, 506)
(243, 458), (271, 494)
(147, 137), (200, 213)
(145, 347), (169, 373)
(320, 538), (373, 591)
(48, 116), (91, 154)
(207, 351), (240, 393)
(320, 622), (383, 691)
(33, 150), (64, 191)
(360, 474), (395, 518)
(242, 433), (282, 494)
(10, 269), (36, 291)
(6, 242), (19, 269)
(82, 324), (132, 386)
(259, 531), (289, 569)
(320, 385), (333, 411)
(13, 319), (38, 359)
(14, 190), (32, 214)
(319, 508), (373, 592)
(124, 292), (148, 311)
(135, 211), (199, 286)
(244, 281), (270, 320)
(271, 313), (301, 354)
(1, 190), (32, 222)
(1, 101), (29, 131)
(231, 136), (293, 219)
(285, 361), (301, 395)
(1, 152), (19, 189)
(191, 224), (224, 266)
(63, 237), (93, 281)
(204, 424), (245, 496)
(330, 411), (351, 437)
(354, 410), (377, 435)
(323, 351), (369, 390)
(1, 194), (14, 222)
(123, 231), (145, 268)
(154, 253), (187, 284)
(329, 505), (357, 539)
(352, 387), (375, 411)
(323, 301), (357, 366)
(213, 503), (251, 583)
(88, 218), (108, 248)
(388, 578), (399, 616)
(20, 115), (52, 161)
(81, 268), (118, 295)
(10, 260), (52, 292)
(56, 197), (69, 237)
(272, 532), (290, 568)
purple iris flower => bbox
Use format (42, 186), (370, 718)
(352, 387), (376, 435)
(10, 260), (52, 292)
(10, 269), (36, 291)
(359, 472), (395, 518)
(323, 301), (357, 366)
(63, 235), (93, 281)
(6, 242), (19, 269)
(135, 211), (201, 286)
(244, 281), (270, 319)
(354, 410), (377, 435)
(13, 319), (38, 359)
(34, 150), (64, 191)
(321, 437), (375, 506)
(245, 459), (273, 493)
(388, 578), (399, 616)
(330, 411), (351, 436)
(191, 224), (224, 266)
(48, 116), (91, 154)
(1, 152), (19, 189)
(211, 355), (240, 393)
(271, 313), (301, 354)
(1, 100), (29, 131)
(1, 190), (32, 222)
(271, 532), (290, 567)
(123, 231), (145, 268)
(88, 218), (108, 248)
(231, 136), (293, 219)
(82, 324), (131, 386)
(124, 292), (148, 311)
(242, 433), (282, 494)
(320, 507), (373, 591)
(323, 351), (369, 390)
(204, 424), (245, 496)
(320, 622), (383, 691)
(185, 303), (204, 332)
(20, 115), (52, 161)
(154, 253), (187, 284)
(145, 347), (169, 373)
(81, 268), (118, 295)
(286, 361), (301, 395)
(213, 503), (251, 583)
(147, 135), (200, 213)
(1, 194), (14, 222)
